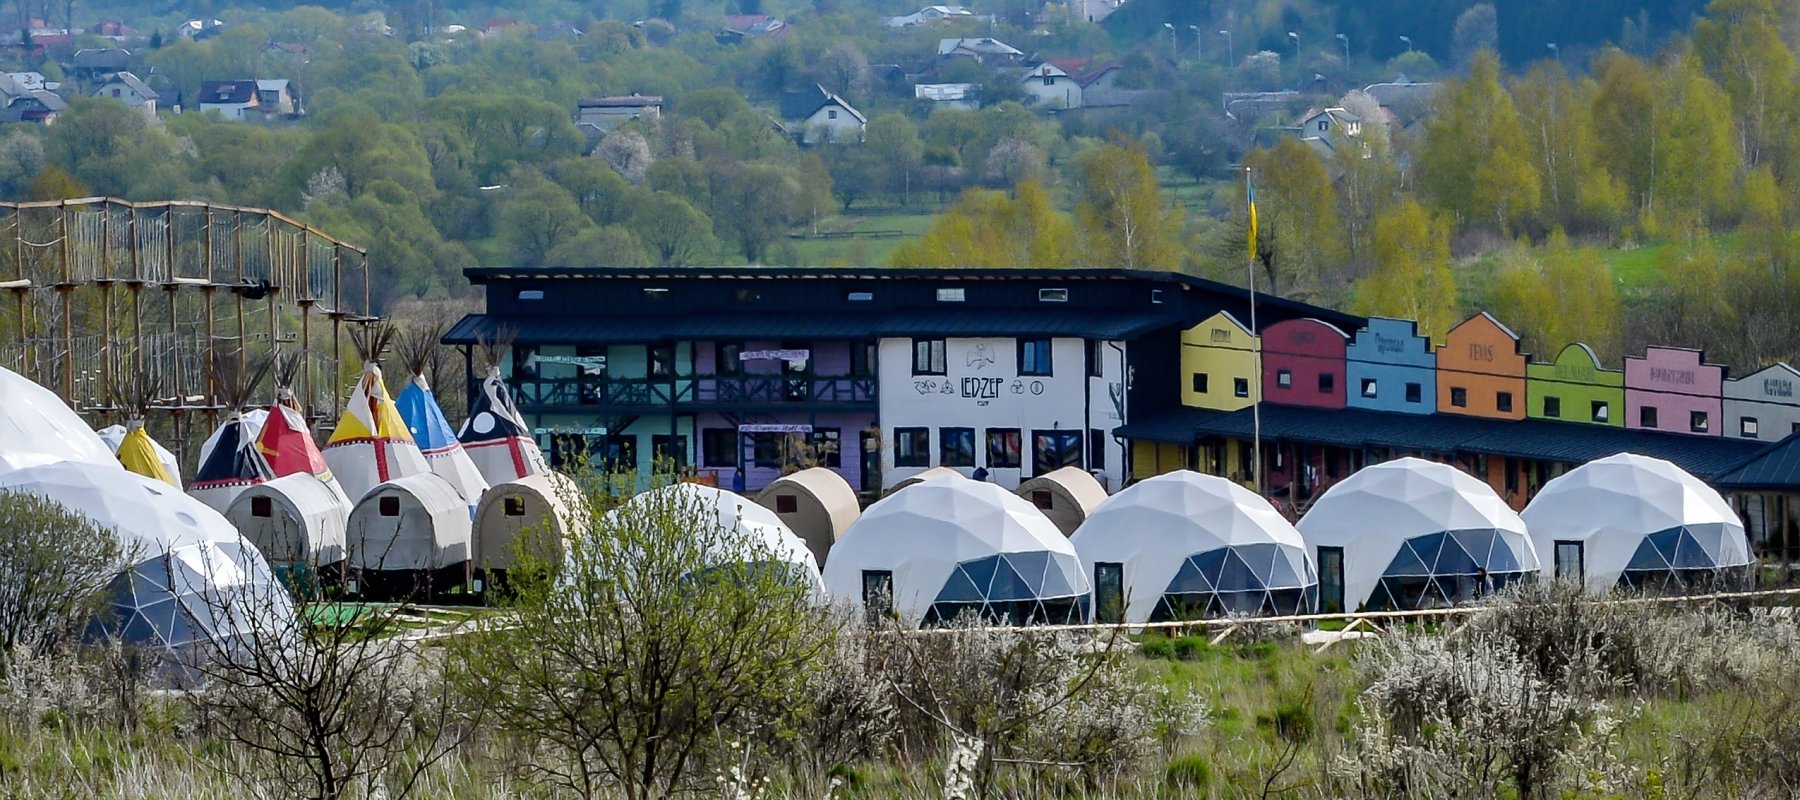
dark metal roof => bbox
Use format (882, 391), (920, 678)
(459, 266), (1363, 331)
(1117, 405), (1767, 480)
(1715, 431), (1800, 489)
(444, 308), (1188, 345)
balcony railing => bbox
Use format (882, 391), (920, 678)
(512, 374), (877, 410)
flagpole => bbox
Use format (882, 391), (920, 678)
(1246, 166), (1262, 498)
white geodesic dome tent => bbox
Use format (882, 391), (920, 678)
(0, 366), (116, 473)
(1071, 471), (1316, 623)
(0, 460), (294, 664)
(1522, 453), (1751, 594)
(824, 475), (1090, 626)
(1297, 457), (1539, 612)
(605, 483), (824, 596)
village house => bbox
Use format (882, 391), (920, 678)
(198, 79), (301, 120)
(887, 6), (977, 27)
(576, 94), (663, 132)
(92, 71), (157, 118)
(938, 37), (1024, 64)
(779, 84), (866, 145)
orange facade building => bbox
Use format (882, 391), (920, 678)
(1437, 313), (1528, 421)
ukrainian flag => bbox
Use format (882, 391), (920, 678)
(1246, 174), (1258, 261)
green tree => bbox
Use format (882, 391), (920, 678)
(451, 479), (834, 800)
(500, 183), (596, 267)
(628, 192), (716, 266)
(1073, 145), (1180, 269)
(1649, 55), (1739, 234)
(0, 490), (123, 669)
(1246, 138), (1344, 299)
(552, 158), (639, 226)
(1693, 0), (1797, 173)
(1420, 50), (1540, 233)
(890, 181), (1075, 268)
(546, 225), (651, 267)
(1353, 198), (1459, 342)
(1334, 133), (1403, 272)
(1513, 62), (1624, 236)
(864, 113), (924, 205)
(1482, 230), (1623, 359)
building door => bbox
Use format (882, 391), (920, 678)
(861, 570), (894, 623)
(860, 429), (881, 493)
(1093, 562), (1124, 624)
(1318, 546), (1345, 614)
(1554, 540), (1584, 581)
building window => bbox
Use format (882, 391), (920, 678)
(651, 435), (688, 470)
(913, 339), (946, 375)
(940, 427), (975, 467)
(1085, 340), (1103, 377)
(648, 345), (675, 378)
(1039, 288), (1068, 302)
(702, 428), (737, 467)
(1405, 382), (1422, 403)
(511, 345), (540, 380)
(1690, 411), (1709, 433)
(1018, 339), (1053, 376)
(251, 496), (272, 517)
(850, 342), (876, 375)
(1554, 541), (1584, 580)
(517, 289), (544, 301)
(504, 497), (526, 516)
(1743, 417), (1760, 438)
(776, 494), (798, 513)
(827, 108), (838, 119)
(936, 287), (965, 303)
(1276, 369), (1293, 388)
(1233, 377), (1249, 398)
(1450, 387), (1468, 408)
(1641, 406), (1658, 428)
(987, 428), (1022, 468)
(1496, 391), (1514, 413)
(847, 291), (873, 302)
(1089, 429), (1106, 470)
(1150, 289), (1165, 304)
(379, 495), (400, 517)
(717, 342), (742, 375)
(1192, 373), (1209, 394)
(807, 429), (842, 468)
(1361, 378), (1378, 398)
(895, 427), (930, 467)
(1041, 75), (1054, 86)
(1030, 489), (1053, 509)
(1032, 430), (1083, 474)
(1592, 401), (1609, 422)
(1318, 373), (1335, 394)
(735, 288), (762, 303)
(1543, 396), (1561, 418)
(749, 433), (785, 468)
(642, 287), (669, 301)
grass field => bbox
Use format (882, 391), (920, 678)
(790, 206), (947, 266)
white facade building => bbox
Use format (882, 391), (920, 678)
(1723, 363), (1800, 442)
(878, 334), (1126, 492)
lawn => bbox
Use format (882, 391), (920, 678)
(790, 206), (947, 266)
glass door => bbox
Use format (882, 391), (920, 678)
(1318, 546), (1345, 614)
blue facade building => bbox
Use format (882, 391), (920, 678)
(1345, 318), (1437, 416)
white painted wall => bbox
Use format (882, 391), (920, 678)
(801, 105), (864, 144)
(878, 336), (1125, 491)
(1020, 75), (1082, 109)
(1723, 364), (1800, 442)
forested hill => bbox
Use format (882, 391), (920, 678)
(1107, 0), (1707, 65)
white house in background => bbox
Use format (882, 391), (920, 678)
(938, 37), (1023, 63)
(878, 334), (1127, 492)
(1297, 107), (1363, 157)
(915, 83), (979, 110)
(779, 84), (866, 145)
(4, 72), (49, 92)
(1066, 0), (1125, 22)
(1724, 363), (1800, 441)
(92, 71), (157, 117)
(575, 94), (663, 131)
(199, 81), (258, 119)
(1020, 63), (1083, 109)
(887, 5), (976, 27)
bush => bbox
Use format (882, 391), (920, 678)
(1138, 636), (1174, 660)
(0, 489), (124, 670)
(1171, 636), (1207, 661)
(1165, 754), (1211, 788)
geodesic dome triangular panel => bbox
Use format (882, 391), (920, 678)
(825, 476), (1088, 626)
(1298, 457), (1536, 612)
(605, 483), (824, 597)
(1522, 453), (1750, 594)
(1071, 470), (1316, 623)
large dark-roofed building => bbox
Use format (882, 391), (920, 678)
(446, 266), (1355, 496)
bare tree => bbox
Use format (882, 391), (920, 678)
(185, 532), (472, 800)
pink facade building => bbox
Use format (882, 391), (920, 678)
(1624, 346), (1726, 437)
(1261, 318), (1348, 409)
